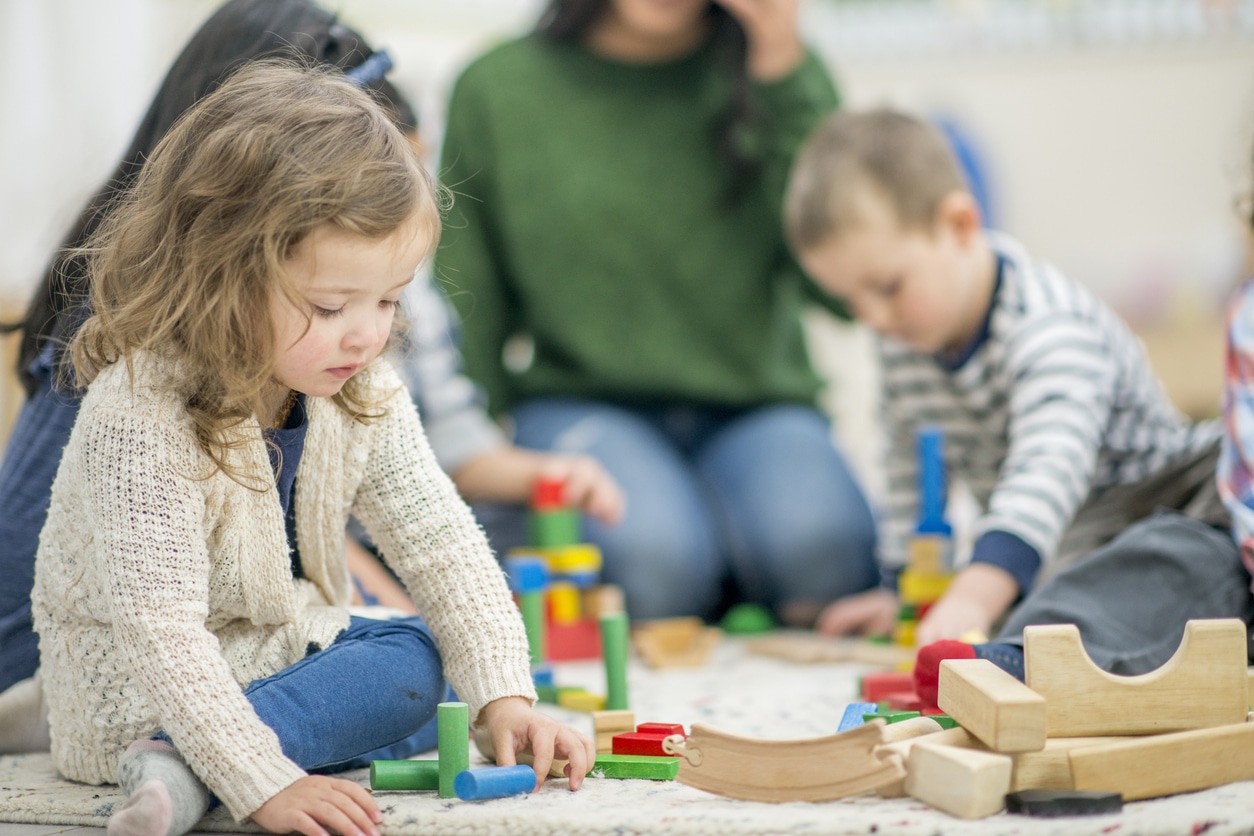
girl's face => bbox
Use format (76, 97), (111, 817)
(588, 0), (711, 61)
(269, 215), (427, 405)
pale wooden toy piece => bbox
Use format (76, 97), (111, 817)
(1009, 737), (1117, 792)
(592, 709), (635, 755)
(874, 723), (975, 798)
(745, 631), (914, 667)
(1069, 722), (1254, 801)
(632, 617), (721, 669)
(662, 719), (903, 802)
(1024, 619), (1248, 737)
(583, 584), (626, 619)
(938, 659), (1046, 753)
(904, 740), (1013, 819)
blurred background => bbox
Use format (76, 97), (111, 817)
(2, 0), (1252, 494)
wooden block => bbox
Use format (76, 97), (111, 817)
(904, 740), (1012, 819)
(633, 617), (721, 669)
(637, 722), (685, 737)
(1024, 619), (1248, 736)
(838, 702), (878, 732)
(1069, 721), (1254, 801)
(879, 715), (943, 742)
(938, 659), (1046, 753)
(548, 581), (581, 624)
(860, 670), (917, 702)
(1009, 737), (1118, 792)
(667, 720), (903, 802)
(746, 631), (914, 667)
(898, 569), (953, 605)
(612, 731), (671, 757)
(584, 584), (625, 619)
(592, 709), (636, 734)
(874, 726), (977, 798)
(884, 690), (926, 711)
(556, 688), (605, 712)
(590, 753), (680, 780)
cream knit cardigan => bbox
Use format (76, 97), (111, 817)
(31, 352), (535, 820)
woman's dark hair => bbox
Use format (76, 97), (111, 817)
(535, 0), (763, 204)
(7, 0), (415, 396)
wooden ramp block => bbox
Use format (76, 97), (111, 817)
(1069, 722), (1254, 801)
(1024, 619), (1248, 737)
(904, 741), (1012, 819)
(875, 725), (977, 798)
(938, 659), (1046, 752)
(1009, 737), (1118, 792)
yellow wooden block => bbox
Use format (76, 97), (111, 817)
(549, 582), (581, 624)
(542, 544), (603, 575)
(557, 689), (607, 712)
(892, 620), (916, 648)
(898, 570), (953, 605)
(906, 536), (951, 575)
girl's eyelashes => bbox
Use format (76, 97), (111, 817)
(381, 299), (402, 311)
(313, 305), (344, 318)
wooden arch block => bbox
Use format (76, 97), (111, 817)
(1024, 618), (1248, 737)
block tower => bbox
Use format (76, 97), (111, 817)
(894, 425), (955, 647)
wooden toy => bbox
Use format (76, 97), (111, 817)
(1005, 788), (1122, 816)
(859, 670), (917, 702)
(938, 659), (1046, 752)
(718, 602), (776, 635)
(590, 753), (680, 780)
(1068, 721), (1254, 801)
(860, 709), (921, 725)
(548, 581), (581, 624)
(454, 765), (536, 801)
(746, 632), (913, 667)
(884, 690), (926, 711)
(874, 724), (975, 798)
(600, 611), (630, 710)
(370, 759), (439, 791)
(547, 618), (601, 661)
(633, 617), (720, 668)
(662, 720), (903, 802)
(529, 474), (581, 547)
(1024, 619), (1248, 736)
(904, 740), (1012, 819)
(838, 702), (878, 732)
(1008, 737), (1116, 792)
(584, 584), (626, 619)
(437, 701), (470, 799)
(556, 688), (606, 712)
(592, 709), (635, 754)
(637, 722), (685, 737)
(612, 731), (671, 757)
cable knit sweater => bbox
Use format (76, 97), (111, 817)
(31, 352), (534, 820)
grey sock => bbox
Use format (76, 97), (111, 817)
(108, 740), (210, 836)
(0, 674), (51, 753)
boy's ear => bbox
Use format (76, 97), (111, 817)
(936, 191), (983, 244)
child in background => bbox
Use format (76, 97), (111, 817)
(784, 108), (1244, 690)
(32, 61), (592, 836)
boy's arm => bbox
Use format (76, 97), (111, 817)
(1218, 281), (1254, 564)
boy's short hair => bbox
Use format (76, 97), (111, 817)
(785, 108), (968, 252)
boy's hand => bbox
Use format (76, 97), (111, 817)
(714, 0), (804, 81)
(479, 696), (596, 792)
(538, 455), (625, 527)
(251, 775), (380, 836)
(914, 563), (1019, 647)
(815, 588), (898, 637)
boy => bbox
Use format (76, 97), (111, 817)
(784, 109), (1234, 687)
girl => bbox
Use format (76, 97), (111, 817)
(32, 60), (593, 836)
(436, 0), (878, 626)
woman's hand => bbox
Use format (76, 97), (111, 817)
(479, 696), (596, 791)
(714, 0), (804, 81)
(250, 775), (380, 836)
(815, 588), (899, 637)
(536, 454), (625, 527)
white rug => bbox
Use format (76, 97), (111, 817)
(3, 636), (1254, 835)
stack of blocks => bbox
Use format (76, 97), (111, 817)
(590, 710), (683, 780)
(894, 425), (955, 650)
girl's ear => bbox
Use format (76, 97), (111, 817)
(936, 190), (983, 245)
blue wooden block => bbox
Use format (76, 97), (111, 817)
(531, 664), (554, 686)
(838, 702), (879, 732)
(504, 556), (549, 594)
(454, 765), (537, 801)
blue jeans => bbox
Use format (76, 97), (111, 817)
(0, 374), (81, 694)
(240, 616), (451, 773)
(482, 398), (878, 621)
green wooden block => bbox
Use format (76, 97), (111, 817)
(437, 702), (469, 799)
(589, 754), (680, 780)
(927, 713), (959, 729)
(862, 709), (921, 725)
(529, 508), (581, 548)
(536, 684), (560, 704)
(370, 759), (439, 791)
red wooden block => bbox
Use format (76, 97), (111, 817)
(636, 723), (685, 737)
(921, 706), (946, 716)
(547, 618), (601, 661)
(611, 732), (670, 757)
(859, 670), (916, 702)
(883, 690), (925, 711)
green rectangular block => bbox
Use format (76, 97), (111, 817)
(536, 684), (560, 704)
(862, 709), (921, 725)
(589, 754), (679, 780)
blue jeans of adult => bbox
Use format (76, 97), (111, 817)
(155, 616), (450, 780)
(485, 397), (878, 622)
(0, 373), (81, 694)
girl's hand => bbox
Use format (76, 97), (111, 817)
(815, 588), (899, 637)
(537, 455), (625, 527)
(479, 696), (596, 792)
(714, 0), (804, 81)
(914, 564), (1019, 647)
(250, 775), (380, 836)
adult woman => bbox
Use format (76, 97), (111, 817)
(437, 0), (877, 622)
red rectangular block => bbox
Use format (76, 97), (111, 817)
(636, 723), (685, 737)
(612, 732), (671, 757)
(859, 670), (916, 702)
(883, 690), (925, 711)
(546, 618), (601, 661)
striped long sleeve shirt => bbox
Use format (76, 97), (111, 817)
(1218, 277), (1254, 584)
(878, 232), (1218, 592)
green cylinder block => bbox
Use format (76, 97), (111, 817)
(370, 759), (440, 791)
(600, 611), (630, 711)
(529, 508), (581, 548)
(437, 701), (470, 799)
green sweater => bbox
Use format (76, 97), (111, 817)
(436, 33), (842, 414)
